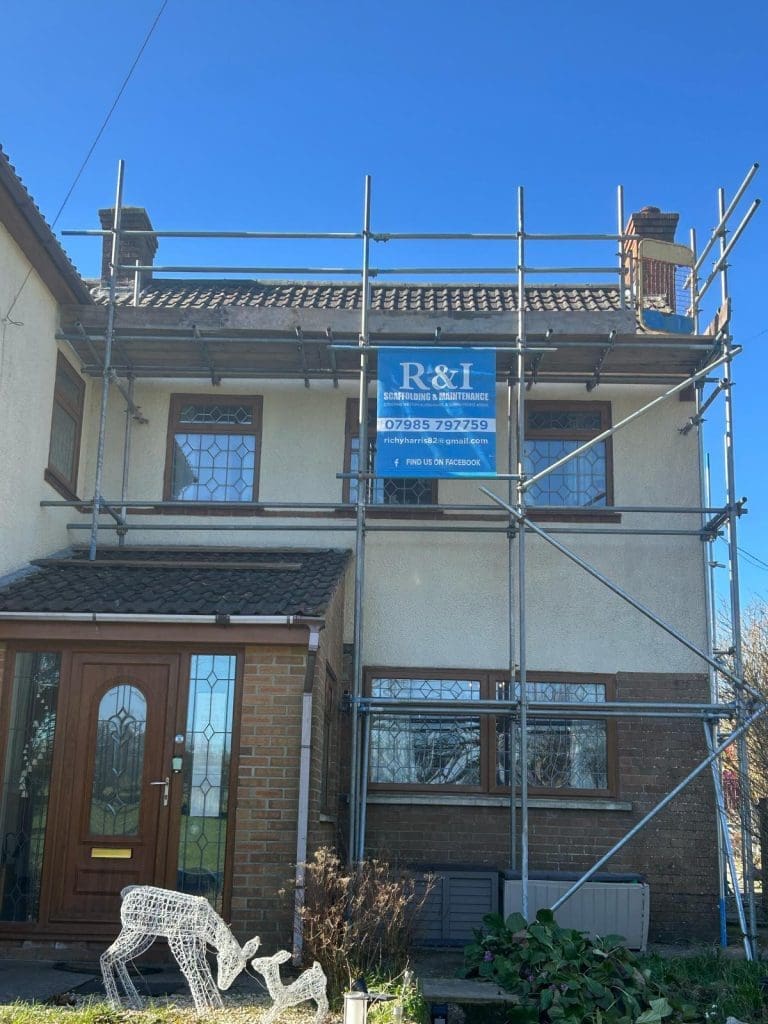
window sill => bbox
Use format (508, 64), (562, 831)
(337, 507), (623, 523)
(131, 503), (263, 517)
(44, 468), (80, 501)
(528, 509), (622, 524)
(366, 793), (631, 812)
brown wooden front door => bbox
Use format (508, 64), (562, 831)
(45, 653), (181, 926)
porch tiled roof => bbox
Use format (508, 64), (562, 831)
(90, 279), (622, 313)
(0, 548), (350, 617)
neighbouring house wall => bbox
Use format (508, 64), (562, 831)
(0, 223), (86, 576)
(307, 577), (346, 852)
(363, 673), (718, 942)
(84, 379), (707, 675)
(0, 643), (6, 715)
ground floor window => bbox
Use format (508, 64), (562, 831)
(367, 669), (614, 796)
(177, 653), (237, 913)
(0, 652), (62, 922)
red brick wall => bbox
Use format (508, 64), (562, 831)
(362, 673), (718, 942)
(230, 643), (306, 946)
(229, 578), (346, 948)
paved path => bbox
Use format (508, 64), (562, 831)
(0, 961), (94, 1003)
(420, 977), (518, 1004)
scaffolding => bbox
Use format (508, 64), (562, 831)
(52, 161), (764, 955)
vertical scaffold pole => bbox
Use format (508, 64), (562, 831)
(705, 721), (753, 959)
(692, 226), (727, 945)
(507, 368), (518, 871)
(89, 159), (125, 560)
(516, 186), (529, 918)
(719, 180), (758, 955)
(119, 376), (135, 548)
(617, 185), (625, 310)
(349, 175), (372, 861)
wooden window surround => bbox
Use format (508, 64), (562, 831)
(343, 398), (438, 514)
(45, 353), (85, 500)
(163, 394), (263, 512)
(524, 400), (619, 523)
(365, 667), (617, 799)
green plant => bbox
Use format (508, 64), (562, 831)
(644, 950), (768, 1024)
(462, 908), (668, 1024)
(367, 967), (429, 1024)
(298, 847), (432, 1005)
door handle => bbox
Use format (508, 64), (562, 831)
(150, 777), (170, 807)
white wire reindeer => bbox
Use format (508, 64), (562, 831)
(100, 885), (261, 1013)
(250, 950), (329, 1024)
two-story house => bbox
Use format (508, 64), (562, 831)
(0, 147), (730, 953)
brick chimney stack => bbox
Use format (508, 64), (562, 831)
(625, 205), (679, 244)
(622, 206), (681, 310)
(98, 206), (158, 292)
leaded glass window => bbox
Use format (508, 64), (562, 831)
(366, 671), (612, 795)
(166, 395), (262, 503)
(524, 402), (611, 508)
(369, 677), (481, 786)
(346, 400), (436, 506)
(90, 685), (147, 836)
(0, 652), (61, 921)
(496, 680), (609, 791)
(177, 654), (236, 913)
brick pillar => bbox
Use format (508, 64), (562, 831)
(230, 645), (307, 948)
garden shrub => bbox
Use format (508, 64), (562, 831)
(298, 847), (431, 1006)
(462, 908), (672, 1024)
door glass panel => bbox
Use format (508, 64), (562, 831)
(0, 652), (61, 921)
(90, 685), (147, 836)
(178, 654), (236, 912)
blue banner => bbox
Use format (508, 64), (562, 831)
(375, 348), (496, 478)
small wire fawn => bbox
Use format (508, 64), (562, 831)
(250, 949), (329, 1024)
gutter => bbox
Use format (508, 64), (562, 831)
(0, 612), (324, 626)
(292, 622), (323, 965)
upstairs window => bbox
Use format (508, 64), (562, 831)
(165, 395), (262, 503)
(523, 401), (612, 508)
(46, 354), (85, 498)
(344, 398), (437, 506)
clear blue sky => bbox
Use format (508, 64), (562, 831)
(3, 0), (767, 604)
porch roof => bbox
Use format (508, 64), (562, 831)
(0, 547), (350, 617)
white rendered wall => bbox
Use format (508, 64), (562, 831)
(0, 222), (86, 577)
(80, 377), (708, 675)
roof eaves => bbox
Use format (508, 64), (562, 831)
(0, 145), (92, 305)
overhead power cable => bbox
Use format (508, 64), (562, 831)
(739, 547), (768, 572)
(3, 0), (169, 322)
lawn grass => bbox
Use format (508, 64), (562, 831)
(0, 1002), (328, 1024)
(643, 950), (768, 1023)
